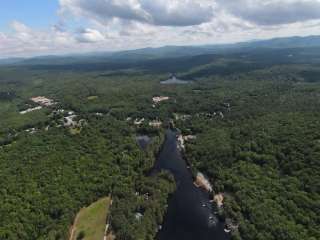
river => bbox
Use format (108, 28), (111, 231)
(152, 129), (230, 240)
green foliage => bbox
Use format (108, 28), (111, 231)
(110, 172), (175, 240)
(185, 113), (320, 240)
(1, 46), (320, 240)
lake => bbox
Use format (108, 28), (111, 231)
(160, 76), (192, 85)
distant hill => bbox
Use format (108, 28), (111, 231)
(109, 35), (320, 60)
(1, 35), (320, 66)
(0, 57), (25, 65)
(233, 35), (320, 49)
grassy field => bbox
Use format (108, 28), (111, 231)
(70, 197), (111, 240)
(87, 96), (99, 101)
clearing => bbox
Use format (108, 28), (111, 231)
(87, 96), (99, 100)
(70, 197), (111, 240)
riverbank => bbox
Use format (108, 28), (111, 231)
(155, 129), (230, 240)
(194, 172), (213, 192)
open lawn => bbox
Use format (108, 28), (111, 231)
(70, 197), (111, 240)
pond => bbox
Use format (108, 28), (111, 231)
(160, 75), (192, 85)
(136, 135), (152, 150)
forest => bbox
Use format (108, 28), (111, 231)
(0, 45), (319, 240)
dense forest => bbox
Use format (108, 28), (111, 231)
(0, 45), (319, 240)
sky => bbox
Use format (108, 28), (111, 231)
(1, 0), (320, 58)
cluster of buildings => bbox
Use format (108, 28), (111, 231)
(20, 96), (56, 115)
(133, 118), (163, 128)
(31, 96), (56, 107)
(19, 95), (86, 133)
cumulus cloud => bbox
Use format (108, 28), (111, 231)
(216, 0), (320, 26)
(137, 0), (214, 26)
(2, 1), (320, 57)
(0, 21), (77, 57)
(10, 21), (34, 42)
(59, 0), (214, 26)
(76, 28), (105, 42)
(59, 0), (320, 27)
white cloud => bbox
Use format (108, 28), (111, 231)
(1, 1), (320, 57)
(59, 0), (214, 26)
(0, 21), (77, 57)
(76, 28), (106, 42)
(216, 0), (320, 25)
(59, 0), (320, 28)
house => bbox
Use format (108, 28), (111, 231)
(149, 120), (162, 128)
(152, 96), (170, 104)
(134, 118), (145, 126)
(20, 106), (42, 114)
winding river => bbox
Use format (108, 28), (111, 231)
(152, 129), (230, 240)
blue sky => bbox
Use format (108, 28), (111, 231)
(1, 0), (320, 58)
(0, 1), (59, 32)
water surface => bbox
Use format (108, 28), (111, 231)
(153, 130), (230, 240)
(136, 135), (152, 150)
(161, 76), (192, 85)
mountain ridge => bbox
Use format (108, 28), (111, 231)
(1, 35), (320, 65)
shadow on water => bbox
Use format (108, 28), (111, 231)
(151, 129), (230, 240)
